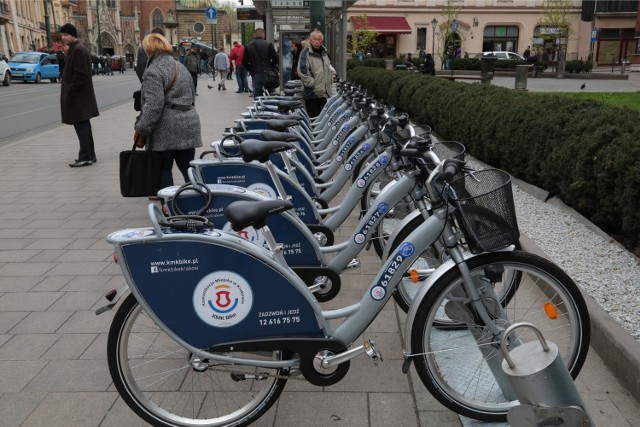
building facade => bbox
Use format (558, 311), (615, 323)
(348, 0), (639, 67)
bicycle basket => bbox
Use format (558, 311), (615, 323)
(447, 169), (520, 254)
(432, 140), (465, 161)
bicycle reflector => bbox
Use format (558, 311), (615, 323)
(543, 301), (558, 320)
(112, 252), (118, 264)
(409, 269), (419, 283)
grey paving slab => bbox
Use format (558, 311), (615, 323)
(24, 359), (111, 392)
(0, 360), (48, 392)
(0, 391), (48, 427)
(21, 392), (118, 427)
(8, 311), (74, 334)
(0, 291), (62, 311)
(0, 334), (60, 360)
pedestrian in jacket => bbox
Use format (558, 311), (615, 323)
(213, 48), (229, 91)
(229, 41), (250, 93)
(242, 28), (278, 97)
(297, 30), (335, 118)
(182, 48), (201, 94)
(59, 23), (99, 167)
(134, 33), (202, 191)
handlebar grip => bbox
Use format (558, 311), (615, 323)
(442, 159), (461, 183)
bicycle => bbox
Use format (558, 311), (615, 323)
(101, 147), (590, 425)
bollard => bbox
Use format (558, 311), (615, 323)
(515, 64), (529, 91)
(621, 60), (627, 74)
(384, 59), (394, 71)
(500, 323), (592, 427)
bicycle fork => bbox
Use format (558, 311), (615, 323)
(446, 244), (519, 400)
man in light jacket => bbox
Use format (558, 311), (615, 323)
(297, 30), (335, 118)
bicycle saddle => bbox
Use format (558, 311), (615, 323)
(260, 129), (301, 142)
(224, 199), (294, 231)
(239, 139), (293, 163)
(263, 120), (300, 132)
(262, 100), (304, 111)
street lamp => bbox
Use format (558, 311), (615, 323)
(431, 18), (438, 57)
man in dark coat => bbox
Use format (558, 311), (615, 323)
(59, 23), (99, 167)
(242, 28), (278, 97)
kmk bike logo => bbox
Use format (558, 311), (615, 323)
(370, 242), (416, 301)
(354, 202), (389, 244)
(193, 271), (253, 327)
(345, 143), (371, 171)
(357, 155), (389, 188)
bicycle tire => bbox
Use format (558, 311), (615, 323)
(409, 250), (590, 422)
(388, 204), (522, 313)
(108, 294), (288, 427)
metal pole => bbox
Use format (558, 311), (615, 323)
(43, 0), (52, 49)
(431, 27), (435, 56)
(96, 0), (102, 54)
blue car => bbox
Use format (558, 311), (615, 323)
(9, 52), (60, 83)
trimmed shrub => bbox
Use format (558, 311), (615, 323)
(346, 66), (640, 252)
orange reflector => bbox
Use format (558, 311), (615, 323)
(113, 252), (118, 264)
(544, 301), (558, 320)
(409, 269), (419, 283)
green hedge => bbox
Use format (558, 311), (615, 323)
(346, 66), (640, 253)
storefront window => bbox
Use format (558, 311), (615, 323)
(482, 26), (519, 53)
(416, 27), (427, 51)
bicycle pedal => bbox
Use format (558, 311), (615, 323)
(364, 340), (383, 365)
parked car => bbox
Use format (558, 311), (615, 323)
(0, 57), (10, 86)
(475, 51), (526, 61)
(9, 52), (60, 83)
(111, 55), (123, 71)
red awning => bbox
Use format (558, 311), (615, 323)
(351, 16), (412, 34)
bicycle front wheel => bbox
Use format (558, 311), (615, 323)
(108, 294), (288, 427)
(410, 251), (590, 422)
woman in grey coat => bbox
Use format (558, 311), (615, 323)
(135, 33), (202, 190)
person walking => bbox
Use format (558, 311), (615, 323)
(229, 41), (249, 93)
(134, 33), (202, 193)
(242, 28), (278, 97)
(297, 29), (335, 118)
(182, 48), (200, 94)
(59, 23), (99, 168)
(213, 48), (229, 91)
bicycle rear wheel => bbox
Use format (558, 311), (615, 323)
(108, 294), (288, 427)
(410, 251), (590, 422)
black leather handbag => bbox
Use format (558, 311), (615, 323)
(119, 143), (162, 197)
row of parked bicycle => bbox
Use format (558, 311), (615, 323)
(98, 79), (591, 426)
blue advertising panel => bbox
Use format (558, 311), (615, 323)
(122, 240), (324, 349)
(196, 162), (318, 223)
(169, 191), (322, 266)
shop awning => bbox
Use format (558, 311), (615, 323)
(351, 16), (412, 34)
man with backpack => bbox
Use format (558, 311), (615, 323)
(242, 28), (278, 97)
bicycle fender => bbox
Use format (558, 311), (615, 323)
(403, 248), (514, 356)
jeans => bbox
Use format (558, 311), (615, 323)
(72, 120), (96, 161)
(252, 73), (265, 97)
(235, 66), (249, 92)
(159, 149), (196, 188)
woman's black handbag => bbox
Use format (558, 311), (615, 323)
(119, 143), (162, 197)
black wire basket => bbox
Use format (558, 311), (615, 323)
(447, 169), (520, 254)
(432, 140), (465, 161)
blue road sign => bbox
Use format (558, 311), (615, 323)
(591, 28), (598, 43)
(206, 7), (218, 24)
